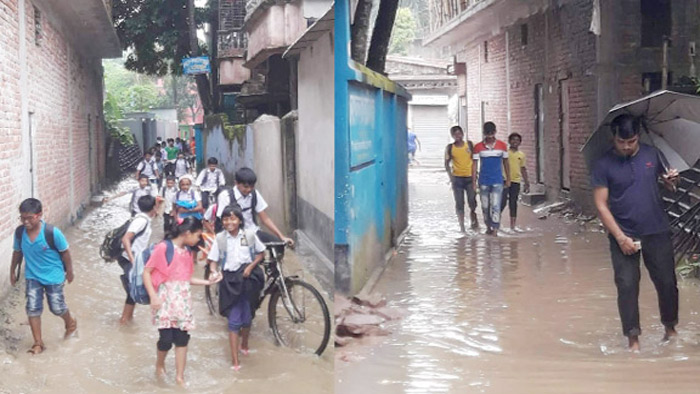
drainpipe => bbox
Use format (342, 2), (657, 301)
(662, 35), (669, 90)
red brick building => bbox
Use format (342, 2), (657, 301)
(426, 0), (700, 208)
(0, 0), (120, 288)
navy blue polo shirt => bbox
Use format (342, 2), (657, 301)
(591, 144), (669, 238)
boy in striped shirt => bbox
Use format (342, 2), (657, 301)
(473, 122), (510, 236)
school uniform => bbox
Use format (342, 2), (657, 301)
(117, 213), (152, 306)
(208, 231), (266, 331)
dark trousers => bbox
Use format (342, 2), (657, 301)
(608, 231), (678, 337)
(163, 214), (174, 237)
(201, 191), (212, 210)
(452, 176), (477, 213)
(500, 182), (521, 217)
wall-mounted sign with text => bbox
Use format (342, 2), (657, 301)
(182, 56), (211, 75)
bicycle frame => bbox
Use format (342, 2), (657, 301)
(262, 243), (306, 324)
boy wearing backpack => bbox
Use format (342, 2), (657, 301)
(445, 125), (479, 232)
(118, 195), (157, 325)
(173, 152), (190, 179)
(136, 151), (159, 188)
(102, 175), (160, 216)
(9, 198), (77, 355)
(216, 167), (294, 246)
(195, 157), (226, 209)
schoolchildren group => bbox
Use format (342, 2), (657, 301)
(9, 136), (294, 386)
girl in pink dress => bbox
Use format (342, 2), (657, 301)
(143, 217), (220, 386)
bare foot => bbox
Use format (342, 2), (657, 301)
(176, 376), (186, 387)
(27, 343), (45, 355)
(156, 366), (166, 380)
(64, 318), (78, 339)
(628, 335), (640, 352)
(663, 327), (677, 341)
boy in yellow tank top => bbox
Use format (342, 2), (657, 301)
(445, 126), (479, 232)
(500, 132), (530, 230)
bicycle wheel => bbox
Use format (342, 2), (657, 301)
(203, 264), (217, 315)
(268, 279), (331, 356)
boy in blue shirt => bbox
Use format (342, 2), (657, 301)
(9, 198), (77, 355)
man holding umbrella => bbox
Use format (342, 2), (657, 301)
(592, 113), (680, 351)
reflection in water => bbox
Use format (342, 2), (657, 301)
(0, 179), (332, 394)
(337, 167), (700, 393)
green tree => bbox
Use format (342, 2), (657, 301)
(389, 7), (416, 56)
(111, 0), (219, 114)
(103, 58), (168, 114)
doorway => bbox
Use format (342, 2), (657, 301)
(559, 79), (571, 190)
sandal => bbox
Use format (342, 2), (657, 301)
(27, 343), (45, 355)
(64, 318), (78, 339)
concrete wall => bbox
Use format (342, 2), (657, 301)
(297, 26), (334, 261)
(246, 2), (306, 66)
(251, 114), (289, 235)
(335, 0), (410, 295)
(0, 0), (109, 293)
(201, 115), (255, 185)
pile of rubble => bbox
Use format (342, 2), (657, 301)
(334, 293), (405, 347)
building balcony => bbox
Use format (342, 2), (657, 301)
(243, 1), (307, 69)
(425, 0), (551, 47)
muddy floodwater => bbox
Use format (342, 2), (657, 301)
(337, 167), (700, 393)
(0, 179), (332, 394)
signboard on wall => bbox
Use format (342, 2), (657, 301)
(348, 85), (376, 169)
(182, 56), (211, 75)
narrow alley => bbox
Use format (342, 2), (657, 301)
(337, 162), (700, 393)
(0, 179), (333, 394)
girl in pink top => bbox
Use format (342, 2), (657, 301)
(143, 217), (220, 386)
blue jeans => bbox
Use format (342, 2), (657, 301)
(479, 183), (504, 229)
(26, 279), (68, 317)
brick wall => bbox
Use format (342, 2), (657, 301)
(459, 0), (598, 207)
(0, 0), (106, 290)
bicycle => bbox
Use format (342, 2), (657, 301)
(204, 241), (331, 356)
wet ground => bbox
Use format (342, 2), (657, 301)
(0, 179), (332, 394)
(337, 166), (700, 393)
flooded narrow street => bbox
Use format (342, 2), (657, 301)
(337, 166), (700, 393)
(0, 179), (332, 394)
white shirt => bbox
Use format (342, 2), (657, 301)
(137, 159), (157, 179)
(196, 168), (225, 191)
(161, 186), (179, 214)
(216, 186), (268, 232)
(174, 158), (189, 178)
(208, 231), (265, 272)
(175, 189), (201, 203)
(131, 185), (158, 213)
(121, 213), (152, 260)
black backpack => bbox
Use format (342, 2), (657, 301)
(221, 187), (258, 225)
(99, 216), (148, 262)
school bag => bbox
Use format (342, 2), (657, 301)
(13, 223), (59, 278)
(215, 229), (258, 264)
(200, 169), (220, 188)
(139, 159), (157, 176)
(219, 187), (258, 225)
(129, 240), (175, 305)
(99, 215), (148, 262)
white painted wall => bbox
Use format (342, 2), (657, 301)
(297, 29), (334, 220)
(252, 115), (288, 234)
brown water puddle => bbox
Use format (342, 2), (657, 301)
(336, 167), (700, 393)
(0, 179), (332, 394)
